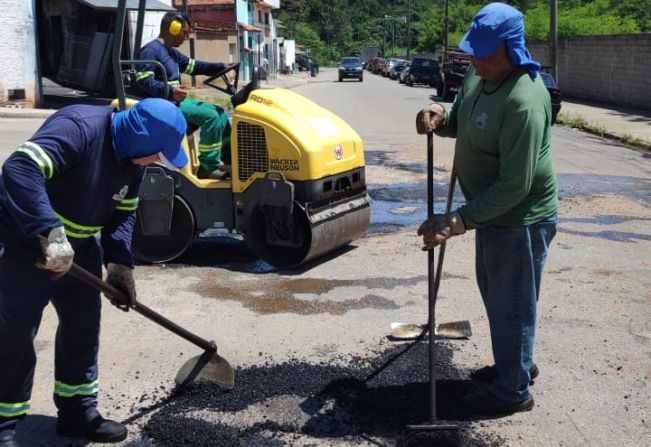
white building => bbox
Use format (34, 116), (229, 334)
(0, 0), (173, 108)
(251, 0), (278, 77)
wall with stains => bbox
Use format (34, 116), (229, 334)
(528, 34), (651, 111)
(0, 0), (38, 106)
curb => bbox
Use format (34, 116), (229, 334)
(0, 107), (56, 119)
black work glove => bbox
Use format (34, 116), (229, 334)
(105, 263), (137, 312)
(417, 211), (466, 250)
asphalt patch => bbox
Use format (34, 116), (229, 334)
(138, 342), (505, 446)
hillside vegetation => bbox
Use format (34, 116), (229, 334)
(277, 0), (649, 65)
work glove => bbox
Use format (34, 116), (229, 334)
(416, 103), (446, 134)
(36, 226), (74, 277)
(417, 211), (466, 250)
(105, 263), (137, 312)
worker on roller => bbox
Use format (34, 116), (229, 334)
(0, 98), (187, 446)
(135, 11), (233, 179)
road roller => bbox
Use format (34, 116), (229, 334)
(112, 1), (369, 269)
(129, 67), (369, 268)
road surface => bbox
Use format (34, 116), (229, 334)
(0, 67), (649, 447)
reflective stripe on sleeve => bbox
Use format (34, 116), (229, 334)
(183, 59), (196, 75)
(116, 197), (139, 212)
(0, 401), (30, 418)
(54, 380), (99, 398)
(198, 142), (221, 153)
(167, 80), (181, 87)
(54, 212), (103, 239)
(135, 71), (155, 82)
(14, 142), (54, 179)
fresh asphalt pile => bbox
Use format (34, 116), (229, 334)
(136, 342), (505, 446)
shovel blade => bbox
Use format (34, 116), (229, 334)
(389, 323), (427, 340)
(435, 320), (472, 339)
(175, 351), (235, 390)
(389, 321), (472, 341)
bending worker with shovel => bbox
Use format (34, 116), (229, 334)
(416, 2), (558, 416)
(0, 98), (187, 446)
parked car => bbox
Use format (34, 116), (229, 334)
(338, 56), (364, 82)
(389, 60), (408, 80)
(382, 58), (399, 77)
(405, 57), (441, 87)
(540, 67), (562, 124)
(437, 48), (472, 101)
(296, 53), (310, 71)
(374, 58), (387, 75)
(398, 61), (412, 84)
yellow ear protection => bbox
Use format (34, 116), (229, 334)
(168, 17), (184, 36)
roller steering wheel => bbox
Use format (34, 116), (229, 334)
(203, 62), (240, 96)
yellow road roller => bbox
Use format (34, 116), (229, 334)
(130, 67), (370, 268)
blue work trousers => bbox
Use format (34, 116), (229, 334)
(475, 214), (558, 403)
(0, 222), (102, 435)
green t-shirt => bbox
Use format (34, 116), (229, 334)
(436, 67), (558, 229)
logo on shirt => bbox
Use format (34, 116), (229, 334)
(475, 112), (489, 129)
(112, 185), (129, 202)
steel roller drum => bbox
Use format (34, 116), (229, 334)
(248, 193), (371, 269)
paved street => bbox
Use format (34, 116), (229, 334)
(0, 68), (649, 446)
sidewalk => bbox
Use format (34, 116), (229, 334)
(559, 99), (651, 145)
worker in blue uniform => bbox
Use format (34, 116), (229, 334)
(135, 11), (233, 179)
(0, 98), (187, 447)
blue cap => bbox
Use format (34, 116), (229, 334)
(111, 98), (188, 168)
(458, 2), (540, 78)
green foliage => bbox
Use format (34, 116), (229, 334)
(277, 0), (645, 64)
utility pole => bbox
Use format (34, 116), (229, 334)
(550, 0), (558, 85)
(444, 0), (449, 52)
(385, 15), (395, 57)
(392, 17), (395, 58)
(182, 0), (196, 87)
(406, 0), (411, 59)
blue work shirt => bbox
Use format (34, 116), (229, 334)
(136, 39), (225, 100)
(0, 105), (144, 266)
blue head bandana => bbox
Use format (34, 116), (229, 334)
(111, 98), (188, 168)
(458, 2), (540, 79)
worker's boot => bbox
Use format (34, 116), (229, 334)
(0, 431), (21, 447)
(56, 409), (127, 443)
(470, 363), (539, 386)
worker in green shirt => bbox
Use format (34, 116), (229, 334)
(416, 2), (558, 416)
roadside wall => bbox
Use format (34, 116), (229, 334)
(528, 33), (651, 111)
(0, 0), (38, 106)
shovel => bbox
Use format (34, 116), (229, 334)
(407, 132), (461, 433)
(389, 321), (472, 340)
(389, 168), (471, 341)
(67, 263), (234, 389)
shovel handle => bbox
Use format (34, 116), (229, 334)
(68, 263), (217, 354)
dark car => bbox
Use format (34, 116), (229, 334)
(338, 56), (364, 82)
(539, 68), (562, 124)
(389, 60), (408, 80)
(405, 57), (441, 87)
